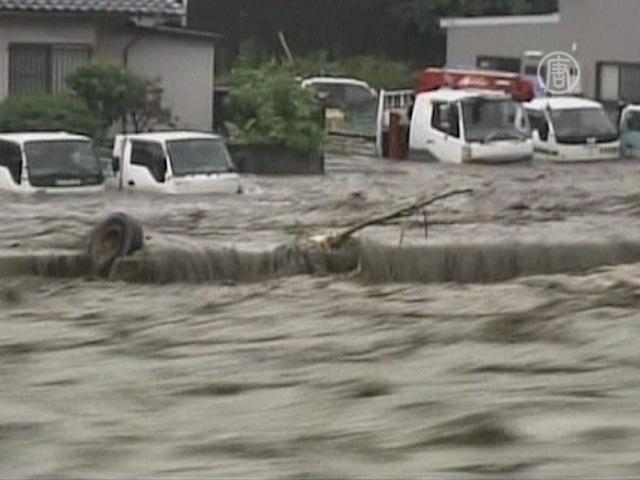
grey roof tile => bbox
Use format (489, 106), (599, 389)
(0, 0), (184, 15)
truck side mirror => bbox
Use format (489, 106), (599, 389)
(112, 156), (120, 173)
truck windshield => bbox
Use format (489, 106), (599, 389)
(461, 98), (529, 143)
(166, 138), (235, 176)
(24, 140), (103, 186)
(550, 108), (618, 144)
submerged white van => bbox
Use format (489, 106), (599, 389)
(524, 97), (620, 162)
(112, 131), (242, 194)
(408, 88), (533, 164)
(0, 132), (105, 194)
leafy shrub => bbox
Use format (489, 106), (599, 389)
(0, 94), (99, 137)
(340, 55), (418, 90)
(224, 61), (324, 154)
(291, 51), (418, 90)
(67, 63), (176, 143)
(67, 63), (147, 138)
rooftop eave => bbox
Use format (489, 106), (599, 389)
(440, 13), (560, 29)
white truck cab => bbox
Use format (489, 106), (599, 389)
(408, 88), (533, 164)
(0, 132), (105, 194)
(618, 104), (640, 158)
(112, 131), (242, 194)
(524, 97), (620, 162)
(376, 68), (534, 163)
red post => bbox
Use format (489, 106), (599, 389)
(389, 112), (402, 160)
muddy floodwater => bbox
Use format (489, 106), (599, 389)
(2, 155), (640, 478)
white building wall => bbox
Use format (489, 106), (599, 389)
(126, 32), (214, 131)
(0, 16), (96, 100)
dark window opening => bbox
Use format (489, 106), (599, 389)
(131, 141), (168, 183)
(431, 102), (460, 138)
(477, 56), (521, 74)
(0, 141), (23, 184)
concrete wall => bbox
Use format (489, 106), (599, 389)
(445, 22), (564, 70)
(444, 0), (640, 100)
(123, 32), (214, 131)
(560, 0), (640, 98)
(0, 16), (96, 100)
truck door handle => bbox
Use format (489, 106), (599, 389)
(128, 180), (135, 186)
(426, 139), (435, 145)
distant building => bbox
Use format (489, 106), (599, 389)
(441, 0), (640, 112)
(0, 0), (218, 132)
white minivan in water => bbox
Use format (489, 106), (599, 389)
(408, 88), (533, 164)
(0, 132), (105, 194)
(112, 131), (242, 194)
(524, 97), (620, 162)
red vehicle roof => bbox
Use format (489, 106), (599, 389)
(415, 68), (535, 102)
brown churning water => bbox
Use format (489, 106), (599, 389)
(3, 239), (640, 285)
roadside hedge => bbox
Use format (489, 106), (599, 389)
(0, 94), (100, 137)
(224, 61), (324, 154)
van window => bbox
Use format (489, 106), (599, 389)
(431, 102), (460, 138)
(0, 140), (23, 184)
(131, 141), (167, 183)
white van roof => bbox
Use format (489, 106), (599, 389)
(0, 131), (90, 145)
(416, 88), (511, 102)
(302, 76), (373, 88)
(525, 96), (603, 110)
(115, 131), (223, 143)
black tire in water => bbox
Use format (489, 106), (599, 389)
(87, 212), (144, 276)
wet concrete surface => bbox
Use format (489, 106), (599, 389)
(2, 155), (640, 478)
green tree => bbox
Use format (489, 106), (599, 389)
(67, 63), (147, 142)
(0, 94), (99, 137)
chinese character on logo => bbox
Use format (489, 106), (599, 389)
(548, 55), (572, 91)
(537, 51), (581, 95)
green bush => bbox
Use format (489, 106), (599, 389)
(67, 63), (147, 141)
(0, 94), (99, 137)
(224, 61), (324, 154)
(290, 51), (418, 90)
(340, 55), (418, 90)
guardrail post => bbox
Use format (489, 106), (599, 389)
(389, 112), (403, 160)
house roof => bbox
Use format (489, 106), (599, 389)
(0, 0), (184, 15)
(440, 13), (560, 29)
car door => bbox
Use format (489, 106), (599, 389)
(428, 101), (464, 163)
(526, 109), (551, 153)
(126, 140), (168, 190)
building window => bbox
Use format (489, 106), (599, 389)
(9, 43), (91, 95)
(477, 56), (521, 74)
(597, 62), (640, 104)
